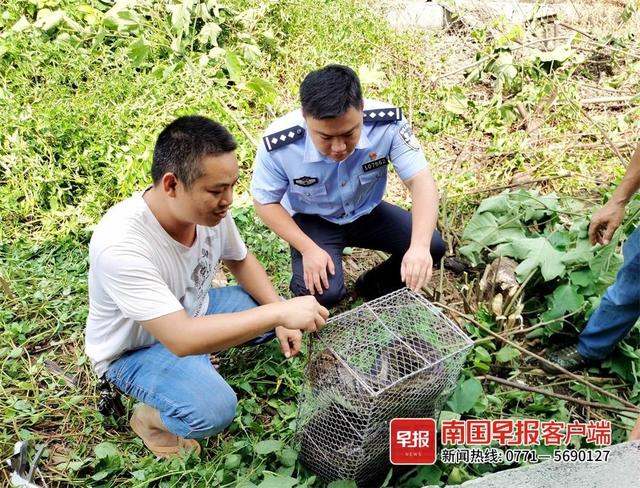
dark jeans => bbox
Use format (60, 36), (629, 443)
(290, 201), (446, 307)
(578, 225), (640, 360)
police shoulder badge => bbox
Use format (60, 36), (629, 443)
(363, 107), (402, 123)
(293, 176), (319, 187)
(399, 122), (421, 151)
(263, 125), (305, 152)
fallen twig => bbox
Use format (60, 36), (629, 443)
(581, 95), (639, 105)
(577, 38), (640, 62)
(563, 95), (628, 166)
(483, 374), (638, 413)
(556, 21), (595, 41)
(0, 273), (14, 300)
(453, 174), (573, 197)
(43, 359), (78, 387)
(434, 302), (640, 413)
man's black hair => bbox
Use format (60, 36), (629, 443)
(300, 64), (364, 119)
(152, 115), (237, 187)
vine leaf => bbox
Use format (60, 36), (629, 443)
(495, 237), (565, 281)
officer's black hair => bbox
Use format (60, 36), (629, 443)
(152, 115), (237, 188)
(300, 64), (364, 119)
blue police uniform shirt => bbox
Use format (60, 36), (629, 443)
(250, 99), (428, 225)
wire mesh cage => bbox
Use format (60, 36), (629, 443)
(295, 288), (473, 486)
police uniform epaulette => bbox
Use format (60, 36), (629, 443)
(363, 107), (402, 123)
(263, 125), (305, 152)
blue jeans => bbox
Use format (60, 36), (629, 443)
(578, 225), (640, 360)
(106, 286), (269, 439)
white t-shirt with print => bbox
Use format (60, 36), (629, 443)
(85, 191), (247, 377)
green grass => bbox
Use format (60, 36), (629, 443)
(2, 0), (640, 485)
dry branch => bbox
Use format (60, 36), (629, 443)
(581, 95), (639, 105)
(434, 302), (640, 413)
(483, 374), (637, 414)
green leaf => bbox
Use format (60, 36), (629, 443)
(11, 16), (31, 33)
(236, 482), (258, 488)
(496, 237), (565, 281)
(438, 410), (461, 431)
(541, 283), (585, 325)
(254, 439), (283, 455)
(327, 481), (358, 488)
(257, 474), (298, 488)
(477, 193), (512, 214)
(446, 378), (483, 414)
(489, 51), (517, 83)
(406, 465), (442, 487)
(225, 50), (243, 81)
(589, 235), (623, 284)
(34, 9), (65, 32)
(94, 442), (119, 459)
(474, 345), (491, 363)
(199, 22), (221, 46)
(444, 92), (468, 115)
(246, 78), (277, 103)
(278, 447), (298, 467)
(103, 7), (140, 32)
(569, 269), (593, 287)
(561, 239), (594, 266)
(458, 242), (483, 267)
(535, 46), (574, 64)
(495, 345), (520, 363)
(462, 212), (499, 244)
(92, 470), (111, 481)
(167, 3), (191, 33)
(128, 38), (149, 67)
(224, 453), (242, 469)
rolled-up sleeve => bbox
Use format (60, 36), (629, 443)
(250, 145), (289, 204)
(389, 118), (428, 181)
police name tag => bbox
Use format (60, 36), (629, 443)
(293, 176), (319, 187)
(362, 157), (389, 172)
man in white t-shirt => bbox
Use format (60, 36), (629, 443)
(85, 115), (328, 458)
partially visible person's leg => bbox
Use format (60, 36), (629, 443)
(346, 201), (445, 298)
(543, 226), (640, 374)
(106, 342), (237, 452)
(629, 415), (640, 441)
(290, 213), (347, 307)
(577, 226), (640, 360)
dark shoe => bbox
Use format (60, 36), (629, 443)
(442, 256), (469, 274)
(354, 268), (384, 301)
(541, 345), (594, 374)
(354, 262), (404, 301)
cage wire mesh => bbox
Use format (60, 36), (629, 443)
(295, 288), (473, 486)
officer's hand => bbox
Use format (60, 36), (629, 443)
(588, 201), (626, 245)
(278, 296), (329, 332)
(301, 245), (335, 295)
(401, 245), (433, 292)
(275, 326), (302, 358)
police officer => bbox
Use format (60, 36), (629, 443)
(250, 64), (445, 307)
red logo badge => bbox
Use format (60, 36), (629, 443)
(390, 418), (436, 465)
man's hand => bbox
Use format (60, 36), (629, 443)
(301, 244), (335, 295)
(275, 326), (302, 358)
(401, 245), (433, 292)
(588, 201), (626, 245)
(278, 295), (329, 332)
